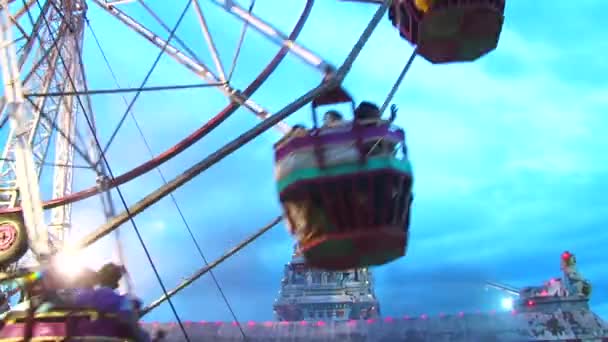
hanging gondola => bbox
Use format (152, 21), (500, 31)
(389, 0), (506, 63)
(274, 86), (414, 270)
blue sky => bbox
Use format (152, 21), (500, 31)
(5, 0), (607, 323)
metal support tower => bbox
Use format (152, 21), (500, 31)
(0, 0), (332, 270)
(0, 0), (89, 265)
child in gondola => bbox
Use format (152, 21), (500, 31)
(323, 110), (345, 128)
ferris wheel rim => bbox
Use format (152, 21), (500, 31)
(0, 0), (315, 217)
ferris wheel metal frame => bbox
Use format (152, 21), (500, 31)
(0, 0), (408, 330)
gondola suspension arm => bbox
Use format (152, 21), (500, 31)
(379, 47), (416, 115)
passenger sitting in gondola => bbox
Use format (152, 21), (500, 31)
(20, 262), (123, 309)
(69, 263), (125, 304)
(353, 102), (397, 157)
(275, 124), (308, 148)
(47, 263), (145, 332)
(1, 263), (150, 340)
(96, 263), (125, 290)
(322, 110), (345, 128)
(354, 101), (381, 123)
(354, 101), (397, 124)
(69, 263), (150, 341)
(289, 124), (308, 137)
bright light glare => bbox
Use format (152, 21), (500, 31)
(53, 251), (84, 279)
(501, 297), (514, 310)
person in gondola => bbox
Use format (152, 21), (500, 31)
(275, 124), (308, 148)
(72, 262), (150, 341)
(354, 101), (381, 123)
(353, 102), (405, 227)
(66, 263), (126, 309)
(289, 124), (308, 137)
(322, 110), (345, 128)
(354, 102), (398, 123)
(389, 104), (398, 123)
(96, 262), (126, 290)
(354, 102), (384, 158)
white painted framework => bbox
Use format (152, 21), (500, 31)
(0, 0), (331, 271)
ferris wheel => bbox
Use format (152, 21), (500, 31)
(0, 0), (504, 340)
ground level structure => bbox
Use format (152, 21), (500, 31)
(141, 308), (608, 341)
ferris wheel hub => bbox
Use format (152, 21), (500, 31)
(0, 223), (17, 251)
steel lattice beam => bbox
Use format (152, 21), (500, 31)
(0, 0), (317, 265)
(0, 0), (90, 263)
(0, 0), (49, 259)
(92, 0), (316, 134)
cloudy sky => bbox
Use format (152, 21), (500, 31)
(7, 0), (607, 324)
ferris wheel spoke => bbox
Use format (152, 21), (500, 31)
(140, 216), (283, 317)
(192, 0), (226, 82)
(379, 47), (416, 115)
(136, 0), (207, 67)
(94, 0), (202, 163)
(224, 0), (254, 82)
(25, 82), (226, 97)
(90, 1), (220, 83)
(91, 0), (287, 133)
(210, 0), (332, 73)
